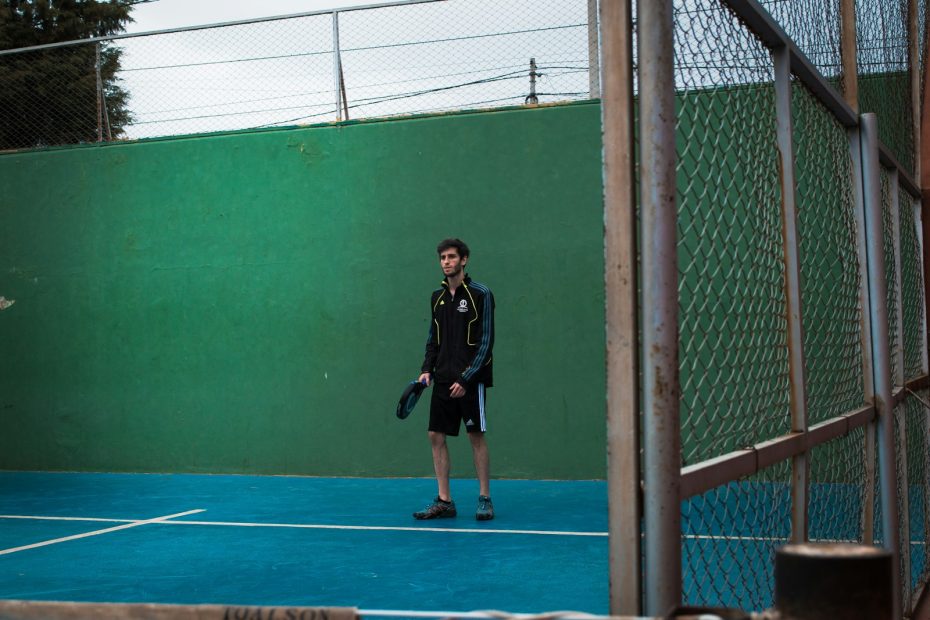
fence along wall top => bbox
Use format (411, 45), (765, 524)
(0, 0), (445, 57)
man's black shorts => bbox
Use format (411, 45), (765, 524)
(429, 382), (487, 436)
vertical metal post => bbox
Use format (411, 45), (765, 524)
(588, 0), (601, 99)
(909, 0), (920, 181)
(891, 173), (905, 385)
(332, 11), (344, 122)
(95, 42), (103, 143)
(840, 0), (858, 112)
(918, 200), (930, 583)
(850, 126), (877, 545)
(638, 0), (681, 614)
(842, 0), (874, 547)
(774, 46), (810, 543)
(917, 203), (930, 375)
(861, 112), (903, 620)
(600, 0), (640, 614)
(889, 170), (911, 609)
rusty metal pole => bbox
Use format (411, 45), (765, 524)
(773, 44), (810, 543)
(861, 112), (903, 620)
(332, 11), (343, 121)
(588, 0), (601, 99)
(95, 43), (103, 143)
(889, 170), (912, 611)
(909, 0), (919, 182)
(839, 0), (858, 113)
(850, 124), (877, 545)
(842, 0), (878, 547)
(637, 0), (681, 614)
(600, 0), (640, 614)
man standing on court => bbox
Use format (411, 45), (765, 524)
(414, 238), (495, 521)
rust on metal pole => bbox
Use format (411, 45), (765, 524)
(909, 0), (920, 182)
(588, 0), (601, 99)
(918, 0), (930, 378)
(849, 120), (876, 546)
(839, 0), (858, 112)
(860, 112), (903, 620)
(600, 0), (640, 614)
(95, 43), (103, 143)
(774, 44), (810, 543)
(637, 0), (681, 614)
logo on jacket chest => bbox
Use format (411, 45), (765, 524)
(457, 299), (469, 313)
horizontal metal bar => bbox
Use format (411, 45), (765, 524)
(846, 405), (877, 430)
(806, 414), (853, 448)
(680, 404), (877, 499)
(0, 0), (446, 56)
(756, 432), (805, 471)
(878, 144), (920, 198)
(680, 450), (757, 499)
(893, 374), (930, 406)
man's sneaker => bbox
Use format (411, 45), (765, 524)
(413, 497), (457, 520)
(476, 495), (494, 521)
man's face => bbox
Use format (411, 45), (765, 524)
(439, 247), (467, 278)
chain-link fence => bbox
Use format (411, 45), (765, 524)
(655, 0), (930, 615)
(0, 0), (599, 150)
(4, 0), (930, 615)
(596, 0), (926, 614)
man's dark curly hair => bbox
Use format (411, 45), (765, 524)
(436, 238), (470, 258)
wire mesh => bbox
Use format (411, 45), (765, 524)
(792, 79), (866, 425)
(0, 44), (126, 148)
(0, 0), (598, 149)
(895, 403), (911, 611)
(906, 393), (930, 592)
(856, 0), (914, 173)
(674, 0), (789, 466)
(337, 0), (593, 119)
(900, 191), (926, 381)
(681, 461), (791, 611)
(808, 429), (867, 544)
(757, 0), (843, 85)
(116, 13), (336, 139)
(881, 168), (901, 384)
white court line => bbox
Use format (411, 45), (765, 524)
(3, 515), (917, 545)
(0, 515), (135, 524)
(163, 519), (608, 537)
(0, 514), (604, 537)
(358, 610), (601, 619)
(0, 509), (205, 556)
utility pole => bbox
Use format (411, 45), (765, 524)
(525, 58), (539, 105)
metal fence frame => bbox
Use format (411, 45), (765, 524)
(603, 0), (930, 616)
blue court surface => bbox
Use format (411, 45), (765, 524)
(0, 472), (609, 617)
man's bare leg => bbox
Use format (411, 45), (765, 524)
(469, 432), (490, 497)
(429, 431), (452, 501)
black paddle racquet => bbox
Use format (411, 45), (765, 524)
(396, 379), (428, 419)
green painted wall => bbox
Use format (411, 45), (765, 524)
(0, 103), (607, 479)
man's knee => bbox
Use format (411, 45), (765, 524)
(428, 431), (447, 446)
(468, 432), (487, 448)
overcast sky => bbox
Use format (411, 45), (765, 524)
(124, 0), (386, 34)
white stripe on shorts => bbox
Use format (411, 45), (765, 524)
(478, 383), (486, 432)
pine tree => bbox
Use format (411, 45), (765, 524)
(0, 0), (133, 150)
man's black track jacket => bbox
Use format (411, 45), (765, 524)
(421, 275), (494, 387)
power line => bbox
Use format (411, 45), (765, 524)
(119, 23), (585, 73)
(134, 68), (534, 126)
(136, 63), (534, 116)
